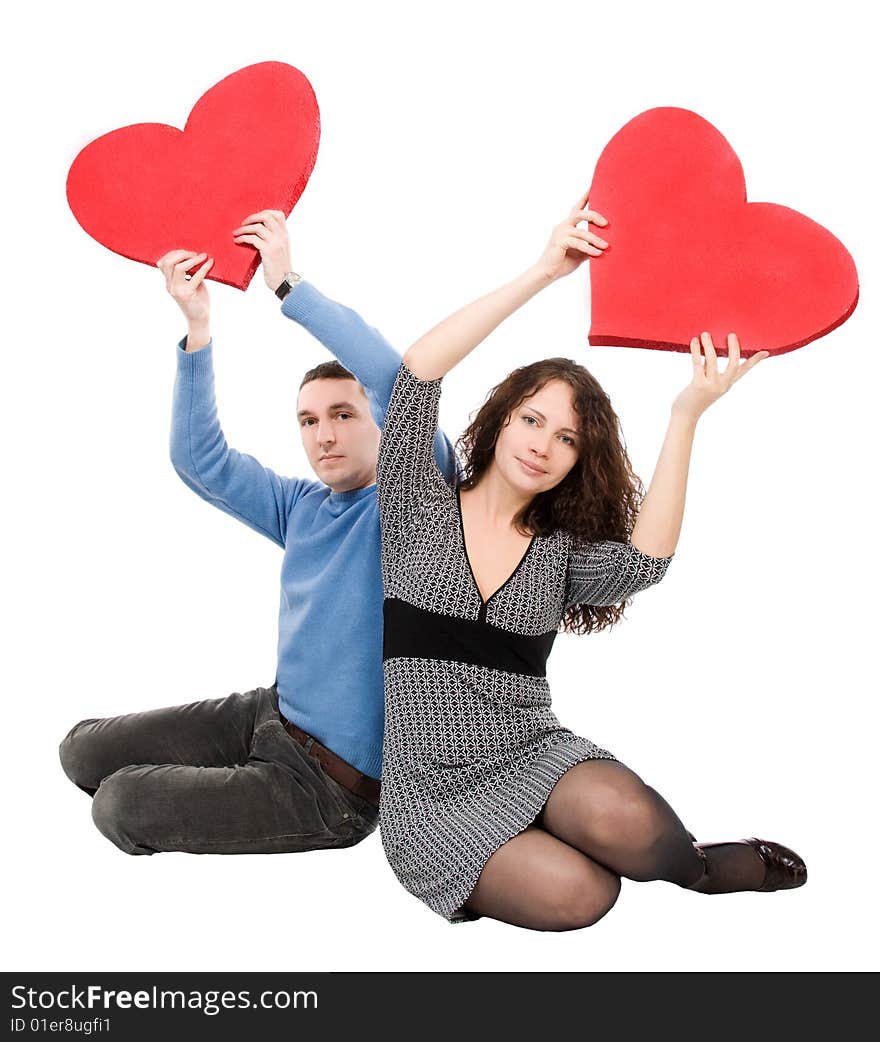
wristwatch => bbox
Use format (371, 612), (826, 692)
(275, 271), (303, 301)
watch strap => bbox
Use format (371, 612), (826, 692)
(275, 271), (303, 301)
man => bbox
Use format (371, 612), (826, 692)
(59, 210), (456, 855)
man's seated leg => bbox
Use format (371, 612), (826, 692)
(59, 687), (266, 796)
(89, 703), (378, 855)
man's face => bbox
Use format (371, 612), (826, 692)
(296, 377), (381, 492)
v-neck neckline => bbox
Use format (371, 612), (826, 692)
(456, 485), (537, 615)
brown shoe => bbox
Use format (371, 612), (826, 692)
(742, 838), (808, 892)
(688, 837), (808, 893)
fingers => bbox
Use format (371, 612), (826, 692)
(234, 210), (287, 244)
(157, 249), (201, 276)
(187, 256), (214, 290)
(232, 222), (271, 243)
(174, 252), (205, 271)
(700, 331), (718, 377)
(690, 336), (702, 371)
(737, 348), (771, 378)
(690, 330), (770, 387)
(724, 332), (771, 382)
(174, 252), (207, 283)
(567, 226), (609, 250)
(555, 217), (608, 258)
(544, 204), (609, 271)
(560, 234), (603, 257)
(723, 331), (741, 383)
(572, 207), (608, 228)
(239, 209), (285, 226)
(566, 226), (608, 252)
(233, 211), (290, 255)
(158, 250), (210, 296)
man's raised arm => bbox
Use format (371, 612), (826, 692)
(160, 250), (315, 549)
(232, 211), (458, 485)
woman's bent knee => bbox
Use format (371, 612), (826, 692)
(547, 872), (622, 931)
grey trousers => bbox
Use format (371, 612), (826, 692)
(59, 685), (379, 855)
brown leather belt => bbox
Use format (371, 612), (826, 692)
(280, 715), (381, 806)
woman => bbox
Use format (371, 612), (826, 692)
(376, 194), (807, 929)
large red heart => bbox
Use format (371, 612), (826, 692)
(66, 62), (320, 290)
(587, 108), (858, 356)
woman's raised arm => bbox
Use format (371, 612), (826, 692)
(402, 194), (609, 381)
(630, 332), (770, 558)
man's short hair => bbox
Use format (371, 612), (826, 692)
(299, 360), (358, 389)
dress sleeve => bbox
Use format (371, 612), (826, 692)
(565, 540), (673, 607)
(377, 359), (450, 544)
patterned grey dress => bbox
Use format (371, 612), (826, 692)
(377, 361), (673, 922)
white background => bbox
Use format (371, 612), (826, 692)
(3, 0), (877, 972)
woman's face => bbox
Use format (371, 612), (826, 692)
(493, 379), (581, 497)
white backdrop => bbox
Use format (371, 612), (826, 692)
(3, 0), (877, 972)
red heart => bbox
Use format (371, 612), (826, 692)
(587, 108), (858, 356)
(66, 62), (320, 290)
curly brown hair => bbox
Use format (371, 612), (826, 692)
(456, 357), (645, 635)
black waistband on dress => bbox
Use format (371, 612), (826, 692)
(383, 597), (557, 679)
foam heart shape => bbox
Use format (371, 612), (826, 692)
(66, 62), (320, 290)
(587, 108), (858, 356)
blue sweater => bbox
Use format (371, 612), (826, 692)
(170, 281), (457, 778)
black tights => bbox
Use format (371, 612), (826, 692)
(463, 760), (766, 931)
